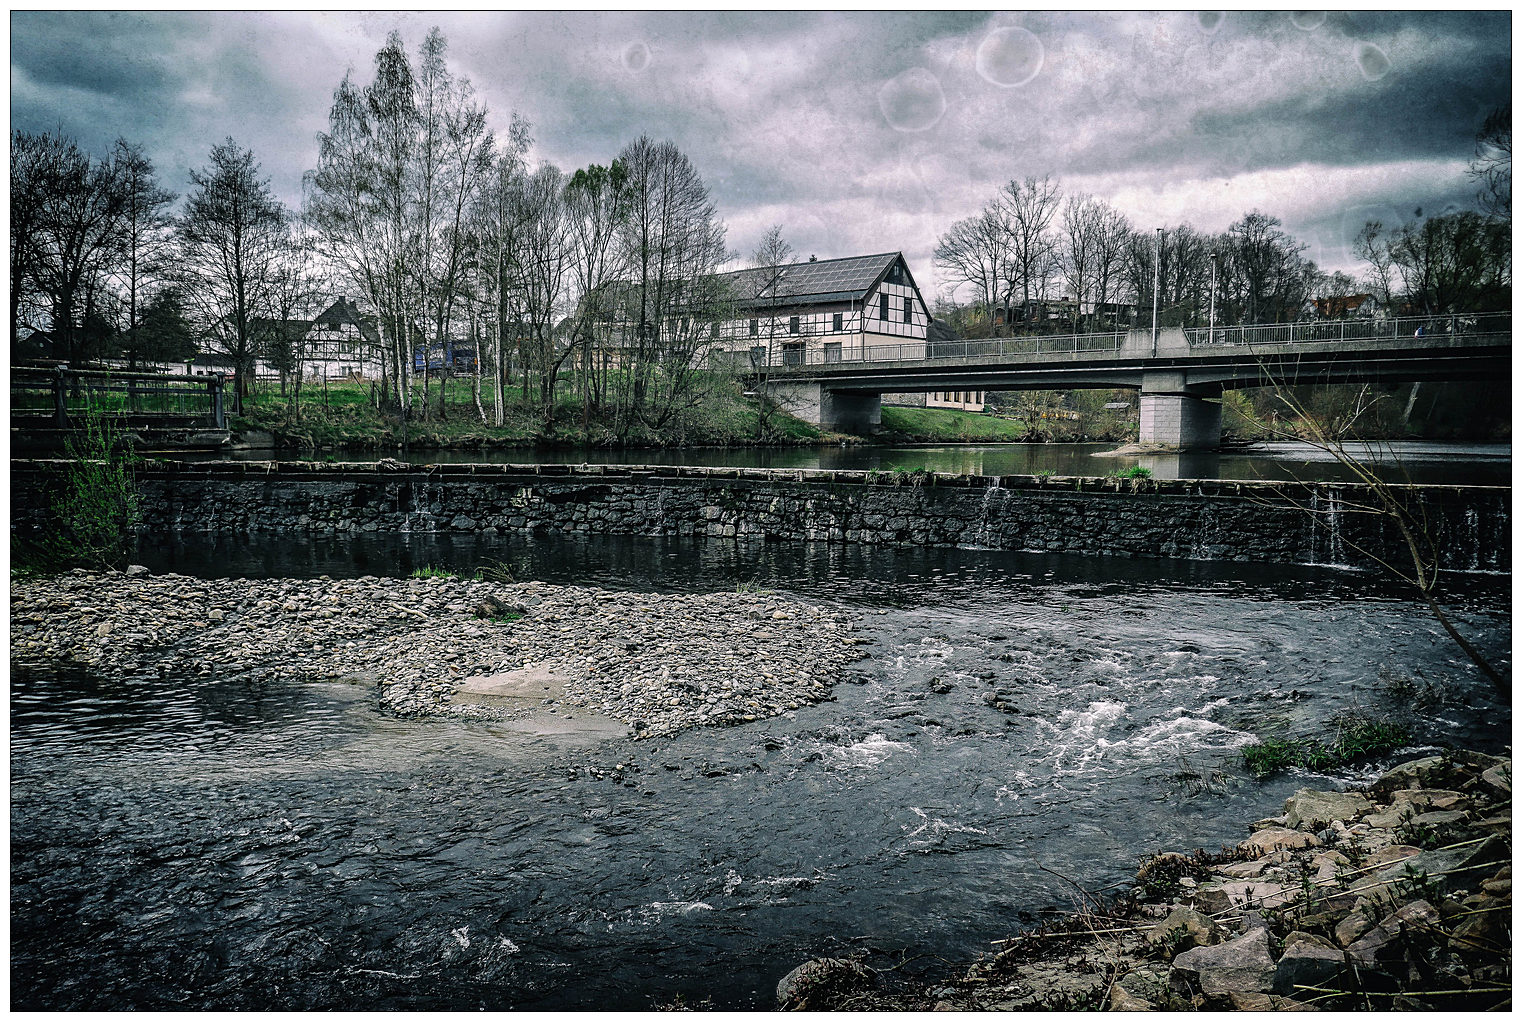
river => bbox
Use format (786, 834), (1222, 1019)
(10, 532), (1511, 1009)
(203, 440), (1511, 486)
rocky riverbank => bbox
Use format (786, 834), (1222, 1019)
(778, 749), (1512, 1011)
(9, 569), (867, 739)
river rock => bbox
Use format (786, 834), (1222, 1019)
(1283, 788), (1370, 831)
(1148, 906), (1223, 953)
(1370, 756), (1446, 797)
(1239, 827), (1319, 855)
(776, 957), (875, 1009)
(1194, 879), (1295, 914)
(1271, 933), (1347, 995)
(1169, 927), (1276, 997)
(1480, 763), (1511, 796)
(1346, 900), (1441, 965)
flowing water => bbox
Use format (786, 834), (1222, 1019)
(199, 440), (1512, 486)
(11, 534), (1511, 1009)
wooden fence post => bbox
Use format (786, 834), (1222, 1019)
(53, 366), (68, 426)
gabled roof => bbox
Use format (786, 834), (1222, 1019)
(312, 297), (381, 343)
(251, 317), (313, 344)
(722, 252), (907, 307)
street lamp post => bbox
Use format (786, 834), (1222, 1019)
(1209, 249), (1219, 345)
(1150, 227), (1163, 357)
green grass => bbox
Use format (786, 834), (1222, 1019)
(233, 377), (826, 450)
(409, 565), (456, 579)
(876, 406), (1031, 443)
(1113, 465), (1153, 479)
(1241, 713), (1411, 779)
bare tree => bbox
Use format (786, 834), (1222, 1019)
(12, 129), (129, 365)
(743, 223), (794, 434)
(306, 35), (420, 417)
(564, 157), (631, 432)
(612, 135), (728, 437)
(998, 175), (1062, 327)
(934, 204), (1008, 331)
(111, 138), (177, 370)
(507, 163), (576, 422)
(178, 138), (289, 413)
(1355, 220), (1397, 305)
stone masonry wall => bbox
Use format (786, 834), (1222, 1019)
(10, 460), (1510, 572)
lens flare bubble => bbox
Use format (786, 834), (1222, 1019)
(1196, 11), (1224, 33)
(621, 41), (651, 73)
(1290, 11), (1327, 31)
(1355, 41), (1391, 80)
(877, 68), (947, 132)
(974, 26), (1044, 87)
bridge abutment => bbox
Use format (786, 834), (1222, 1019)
(1139, 371), (1222, 450)
(769, 381), (881, 435)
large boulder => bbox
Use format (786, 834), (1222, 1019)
(776, 957), (875, 1009)
(1283, 789), (1371, 831)
(1170, 927), (1276, 997)
(1238, 827), (1319, 856)
(1346, 900), (1441, 965)
(1147, 906), (1223, 953)
(1194, 880), (1295, 915)
(1271, 933), (1348, 995)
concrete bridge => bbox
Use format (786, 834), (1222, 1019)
(761, 312), (1511, 448)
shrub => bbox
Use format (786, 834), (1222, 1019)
(22, 414), (141, 571)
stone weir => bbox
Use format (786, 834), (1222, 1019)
(9, 459), (1511, 572)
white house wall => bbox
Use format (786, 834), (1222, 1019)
(705, 283), (929, 365)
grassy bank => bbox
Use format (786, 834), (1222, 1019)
(875, 406), (1033, 443)
(232, 378), (830, 451)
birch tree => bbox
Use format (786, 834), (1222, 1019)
(177, 138), (289, 412)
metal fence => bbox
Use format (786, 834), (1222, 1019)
(1184, 312), (1512, 348)
(11, 365), (228, 429)
(729, 330), (1128, 369)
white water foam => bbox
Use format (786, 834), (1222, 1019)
(641, 901), (713, 922)
(823, 733), (916, 769)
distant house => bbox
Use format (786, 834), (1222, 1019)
(709, 251), (931, 367)
(304, 297), (384, 379)
(1308, 293), (1379, 320)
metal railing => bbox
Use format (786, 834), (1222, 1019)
(11, 365), (228, 429)
(1184, 312), (1512, 348)
(723, 330), (1127, 370)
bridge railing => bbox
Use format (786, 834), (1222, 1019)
(11, 365), (228, 429)
(731, 330), (1127, 370)
(1185, 311), (1511, 347)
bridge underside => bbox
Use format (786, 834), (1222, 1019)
(763, 328), (1509, 449)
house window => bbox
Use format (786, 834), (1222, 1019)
(824, 342), (842, 363)
(833, 312), (843, 332)
(749, 345), (766, 366)
(904, 296), (913, 323)
(789, 316), (800, 335)
(749, 319), (759, 337)
(782, 343), (805, 366)
(879, 293), (889, 320)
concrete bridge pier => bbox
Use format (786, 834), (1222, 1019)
(767, 381), (882, 435)
(1138, 371), (1223, 451)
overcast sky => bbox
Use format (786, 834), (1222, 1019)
(11, 10), (1511, 300)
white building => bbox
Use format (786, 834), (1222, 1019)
(707, 252), (931, 366)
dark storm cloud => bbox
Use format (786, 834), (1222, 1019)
(10, 11), (1510, 293)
